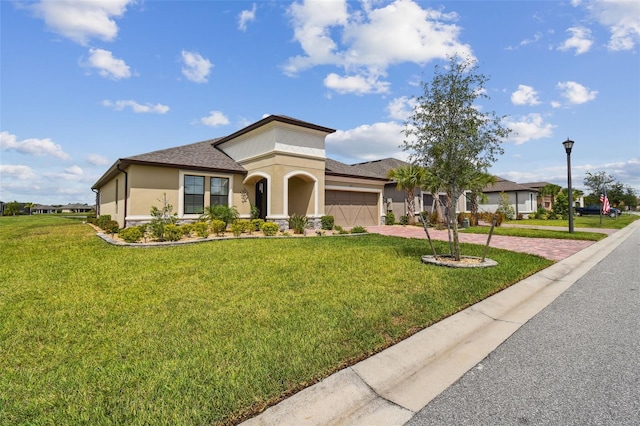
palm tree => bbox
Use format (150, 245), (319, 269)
(387, 164), (427, 225)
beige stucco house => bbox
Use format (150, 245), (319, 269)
(92, 115), (388, 229)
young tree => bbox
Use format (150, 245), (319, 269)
(539, 183), (561, 209)
(402, 56), (512, 260)
(583, 171), (614, 224)
(387, 164), (427, 225)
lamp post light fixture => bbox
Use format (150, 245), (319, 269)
(563, 138), (575, 233)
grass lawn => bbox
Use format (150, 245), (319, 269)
(506, 214), (639, 230)
(1, 215), (554, 425)
(461, 226), (607, 241)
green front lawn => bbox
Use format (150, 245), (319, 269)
(1, 216), (553, 425)
(509, 214), (639, 229)
(461, 226), (607, 241)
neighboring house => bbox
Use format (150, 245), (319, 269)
(521, 181), (554, 210)
(60, 204), (94, 213)
(32, 204), (58, 214)
(480, 177), (537, 217)
(92, 115), (389, 229)
(350, 158), (469, 221)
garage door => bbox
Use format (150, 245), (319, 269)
(325, 190), (379, 227)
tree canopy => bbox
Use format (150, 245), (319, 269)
(402, 56), (512, 260)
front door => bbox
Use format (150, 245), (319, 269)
(255, 178), (267, 219)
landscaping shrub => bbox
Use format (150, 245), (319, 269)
(385, 212), (395, 225)
(210, 219), (227, 236)
(193, 221), (209, 238)
(180, 223), (194, 237)
(97, 215), (112, 230)
(320, 215), (334, 230)
(251, 218), (264, 232)
(118, 226), (142, 243)
(493, 211), (505, 227)
(236, 219), (252, 234)
(399, 215), (409, 225)
(163, 224), (182, 241)
(200, 205), (239, 227)
(497, 192), (516, 220)
(429, 211), (439, 226)
(288, 213), (309, 234)
(103, 220), (120, 235)
(419, 211), (429, 224)
(261, 222), (279, 236)
(230, 223), (243, 237)
(334, 225), (349, 235)
(351, 226), (367, 234)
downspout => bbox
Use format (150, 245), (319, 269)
(117, 164), (128, 227)
(515, 192), (519, 218)
(91, 188), (100, 216)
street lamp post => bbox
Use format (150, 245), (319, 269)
(563, 138), (575, 233)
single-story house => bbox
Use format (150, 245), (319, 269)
(60, 204), (94, 213)
(32, 204), (58, 214)
(92, 115), (389, 229)
(479, 177), (538, 218)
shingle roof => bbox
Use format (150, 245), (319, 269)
(325, 158), (388, 180)
(519, 181), (552, 190)
(124, 139), (246, 172)
(483, 177), (536, 193)
(349, 158), (411, 179)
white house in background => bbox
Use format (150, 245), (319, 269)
(479, 177), (537, 218)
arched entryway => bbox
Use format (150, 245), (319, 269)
(285, 171), (318, 218)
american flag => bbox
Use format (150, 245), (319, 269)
(600, 189), (611, 215)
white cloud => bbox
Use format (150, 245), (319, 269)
(0, 164), (37, 180)
(324, 72), (390, 95)
(586, 0), (640, 51)
(0, 131), (70, 159)
(181, 50), (213, 83)
(102, 99), (169, 114)
(285, 0), (473, 95)
(511, 85), (541, 106)
(84, 48), (131, 80)
(238, 3), (257, 31)
(30, 0), (133, 45)
(387, 96), (416, 121)
(326, 121), (407, 162)
(200, 111), (230, 127)
(504, 113), (556, 145)
(558, 27), (593, 55)
(557, 81), (598, 104)
(87, 154), (110, 166)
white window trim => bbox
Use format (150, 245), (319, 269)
(178, 170), (234, 219)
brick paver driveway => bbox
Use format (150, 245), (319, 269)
(367, 225), (615, 261)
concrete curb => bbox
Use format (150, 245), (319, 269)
(242, 221), (640, 426)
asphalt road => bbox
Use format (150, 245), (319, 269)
(406, 225), (640, 425)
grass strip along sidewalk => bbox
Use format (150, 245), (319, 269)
(1, 215), (556, 425)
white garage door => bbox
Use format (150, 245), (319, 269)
(325, 190), (379, 227)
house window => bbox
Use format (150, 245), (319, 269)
(210, 177), (229, 206)
(184, 175), (205, 214)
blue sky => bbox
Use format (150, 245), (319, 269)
(1, 0), (639, 205)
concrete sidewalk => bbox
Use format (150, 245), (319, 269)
(242, 220), (639, 426)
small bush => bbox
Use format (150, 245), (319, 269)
(261, 222), (279, 236)
(103, 220), (119, 235)
(180, 223), (194, 237)
(236, 219), (252, 234)
(385, 212), (395, 225)
(399, 215), (409, 225)
(230, 223), (243, 237)
(193, 221), (209, 238)
(320, 215), (334, 230)
(288, 213), (309, 234)
(351, 226), (367, 234)
(210, 219), (226, 236)
(251, 219), (265, 232)
(419, 211), (429, 224)
(164, 224), (182, 241)
(97, 215), (112, 230)
(119, 226), (142, 243)
(333, 225), (348, 235)
(429, 211), (440, 225)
